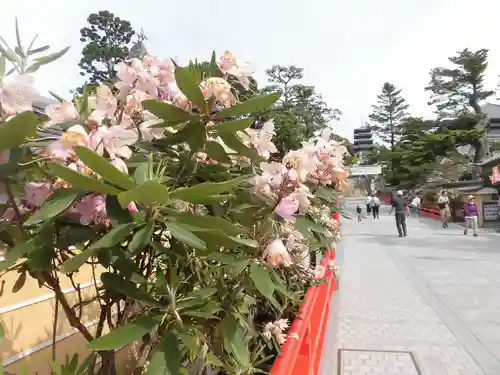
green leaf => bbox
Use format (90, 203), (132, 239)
(142, 99), (197, 124)
(145, 333), (181, 375)
(175, 66), (205, 108)
(168, 212), (243, 236)
(182, 301), (221, 319)
(0, 237), (41, 271)
(47, 162), (122, 195)
(88, 315), (161, 350)
(128, 222), (153, 253)
(215, 92), (281, 119)
(14, 18), (24, 57)
(204, 141), (231, 164)
(0, 112), (39, 152)
(0, 56), (5, 77)
(12, 271), (27, 293)
(101, 272), (158, 306)
(0, 42), (20, 63)
(26, 245), (53, 271)
(217, 131), (264, 162)
(207, 252), (241, 264)
(59, 249), (97, 274)
(0, 322), (5, 345)
(166, 222), (206, 250)
(220, 316), (251, 368)
(88, 223), (138, 250)
(188, 228), (257, 250)
(207, 118), (254, 133)
(169, 176), (248, 202)
(178, 288), (218, 309)
(250, 263), (275, 300)
(33, 46), (70, 65)
(106, 196), (132, 227)
(24, 189), (79, 226)
(117, 180), (169, 208)
(28, 45), (50, 55)
(206, 353), (224, 368)
(74, 146), (136, 190)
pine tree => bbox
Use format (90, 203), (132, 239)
(425, 48), (494, 164)
(77, 10), (136, 89)
(369, 83), (409, 147)
(368, 82), (409, 184)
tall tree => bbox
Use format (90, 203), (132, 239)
(368, 82), (409, 184)
(263, 65), (341, 155)
(78, 10), (136, 88)
(425, 48), (494, 164)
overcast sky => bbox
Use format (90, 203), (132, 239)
(2, 0), (500, 139)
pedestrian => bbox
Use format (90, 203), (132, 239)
(356, 205), (363, 222)
(366, 195), (372, 215)
(411, 193), (421, 219)
(437, 191), (451, 228)
(371, 195), (380, 219)
(463, 195), (478, 237)
(389, 190), (407, 237)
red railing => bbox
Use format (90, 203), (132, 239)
(270, 212), (339, 375)
(420, 205), (440, 219)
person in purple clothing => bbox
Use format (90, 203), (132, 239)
(463, 195), (478, 237)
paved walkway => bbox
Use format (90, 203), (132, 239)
(322, 199), (500, 375)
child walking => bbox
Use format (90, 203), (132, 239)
(356, 205), (363, 222)
(463, 195), (478, 237)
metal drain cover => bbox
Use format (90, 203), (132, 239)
(338, 349), (421, 375)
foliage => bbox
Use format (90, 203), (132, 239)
(366, 117), (458, 188)
(368, 82), (409, 147)
(262, 65), (342, 155)
(0, 28), (347, 375)
(425, 48), (494, 163)
(77, 10), (136, 89)
(367, 82), (408, 185)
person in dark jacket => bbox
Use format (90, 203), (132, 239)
(356, 205), (363, 222)
(389, 190), (407, 237)
(463, 195), (478, 236)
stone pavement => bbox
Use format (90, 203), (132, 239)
(321, 198), (500, 375)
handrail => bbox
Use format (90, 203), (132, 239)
(420, 205), (441, 219)
(270, 212), (339, 375)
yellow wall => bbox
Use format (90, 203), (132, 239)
(1, 263), (138, 374)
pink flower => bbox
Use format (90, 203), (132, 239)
(313, 265), (326, 282)
(73, 195), (107, 225)
(0, 151), (9, 164)
(1, 205), (30, 222)
(44, 101), (78, 127)
(128, 201), (138, 214)
(264, 239), (292, 268)
(275, 196), (299, 220)
(23, 182), (53, 208)
(0, 74), (38, 115)
(46, 140), (71, 161)
(111, 158), (128, 174)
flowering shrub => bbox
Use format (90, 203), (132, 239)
(0, 30), (348, 375)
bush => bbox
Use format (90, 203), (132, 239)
(0, 32), (348, 375)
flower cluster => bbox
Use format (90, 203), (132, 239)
(0, 52), (258, 226)
(256, 129), (348, 269)
(263, 319), (289, 345)
(0, 40), (348, 374)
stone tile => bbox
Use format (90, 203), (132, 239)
(321, 200), (500, 375)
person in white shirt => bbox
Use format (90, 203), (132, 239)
(411, 194), (421, 218)
(371, 195), (381, 219)
(437, 191), (450, 228)
(366, 195), (372, 215)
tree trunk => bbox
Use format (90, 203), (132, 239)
(98, 351), (117, 375)
(390, 120), (396, 185)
